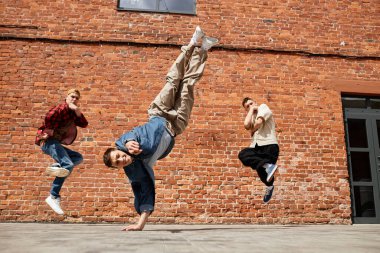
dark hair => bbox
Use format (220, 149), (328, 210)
(242, 97), (252, 107)
(103, 147), (117, 168)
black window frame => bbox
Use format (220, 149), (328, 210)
(117, 0), (197, 15)
(342, 96), (380, 110)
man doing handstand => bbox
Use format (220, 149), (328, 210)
(103, 26), (218, 231)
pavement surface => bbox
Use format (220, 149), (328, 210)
(1, 223), (380, 253)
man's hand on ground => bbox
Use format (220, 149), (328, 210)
(121, 224), (143, 231)
(121, 211), (149, 232)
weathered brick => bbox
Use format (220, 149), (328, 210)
(0, 0), (379, 225)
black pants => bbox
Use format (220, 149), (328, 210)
(238, 144), (279, 186)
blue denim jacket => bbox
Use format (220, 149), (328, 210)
(115, 116), (175, 214)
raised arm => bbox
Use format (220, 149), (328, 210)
(42, 104), (65, 137)
(69, 103), (88, 128)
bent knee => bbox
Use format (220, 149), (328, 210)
(238, 148), (252, 166)
(238, 148), (249, 161)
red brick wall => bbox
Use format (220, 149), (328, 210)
(0, 0), (379, 224)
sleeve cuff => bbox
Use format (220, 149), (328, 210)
(139, 204), (154, 213)
(44, 129), (54, 136)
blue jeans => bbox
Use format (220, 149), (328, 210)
(41, 139), (83, 197)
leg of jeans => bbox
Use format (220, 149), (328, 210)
(148, 45), (195, 120)
(171, 47), (208, 135)
(65, 147), (83, 167)
(41, 139), (75, 171)
(50, 177), (65, 197)
(50, 149), (82, 198)
(41, 139), (80, 197)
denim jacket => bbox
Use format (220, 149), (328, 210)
(115, 116), (175, 214)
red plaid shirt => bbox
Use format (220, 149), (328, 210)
(35, 101), (88, 146)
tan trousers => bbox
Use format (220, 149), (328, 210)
(148, 45), (208, 135)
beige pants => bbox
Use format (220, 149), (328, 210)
(148, 45), (208, 135)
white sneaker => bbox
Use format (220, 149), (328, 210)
(265, 164), (278, 182)
(201, 36), (219, 51)
(46, 166), (70, 177)
(190, 26), (205, 45)
(45, 195), (64, 215)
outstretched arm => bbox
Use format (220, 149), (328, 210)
(122, 178), (155, 232)
(121, 211), (150, 231)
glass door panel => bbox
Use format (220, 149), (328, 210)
(344, 110), (380, 223)
(347, 119), (368, 148)
(350, 152), (372, 182)
(354, 186), (376, 217)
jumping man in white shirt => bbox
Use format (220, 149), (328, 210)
(238, 97), (280, 203)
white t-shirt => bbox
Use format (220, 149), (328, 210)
(250, 104), (278, 147)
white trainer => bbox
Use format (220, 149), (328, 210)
(190, 26), (205, 45)
(265, 164), (278, 182)
(45, 195), (64, 215)
(201, 36), (219, 51)
(46, 166), (70, 177)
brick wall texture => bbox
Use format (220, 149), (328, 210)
(0, 0), (379, 224)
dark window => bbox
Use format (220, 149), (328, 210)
(377, 120), (380, 149)
(370, 99), (380, 109)
(118, 0), (196, 15)
(354, 186), (376, 217)
(342, 97), (366, 109)
(350, 152), (372, 182)
(347, 119), (368, 148)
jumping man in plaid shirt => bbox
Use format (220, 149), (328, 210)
(36, 88), (88, 215)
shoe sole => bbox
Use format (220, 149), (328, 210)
(46, 167), (70, 177)
(206, 37), (218, 45)
(266, 165), (278, 182)
(45, 197), (64, 215)
(204, 37), (219, 49)
(263, 194), (273, 204)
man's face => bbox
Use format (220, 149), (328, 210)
(243, 99), (257, 112)
(110, 150), (133, 168)
(66, 92), (80, 105)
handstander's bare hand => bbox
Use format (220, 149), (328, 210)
(121, 211), (150, 232)
(121, 224), (143, 231)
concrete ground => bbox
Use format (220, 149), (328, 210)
(1, 223), (379, 253)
